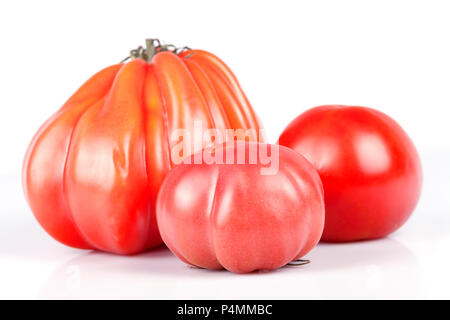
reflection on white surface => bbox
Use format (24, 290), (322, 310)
(37, 238), (421, 299)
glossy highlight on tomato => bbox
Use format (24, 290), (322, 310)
(22, 41), (263, 254)
(156, 141), (325, 273)
(278, 105), (422, 242)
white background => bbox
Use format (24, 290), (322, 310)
(0, 0), (449, 299)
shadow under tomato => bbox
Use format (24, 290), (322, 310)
(307, 236), (418, 271)
(38, 234), (422, 299)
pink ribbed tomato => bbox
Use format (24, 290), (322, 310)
(157, 141), (325, 273)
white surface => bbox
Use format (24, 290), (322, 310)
(1, 0), (450, 299)
(0, 153), (449, 299)
(1, 0), (450, 176)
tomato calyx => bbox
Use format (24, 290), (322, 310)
(286, 259), (310, 266)
(121, 38), (194, 63)
(187, 260), (311, 271)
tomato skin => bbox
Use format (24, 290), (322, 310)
(278, 105), (422, 242)
(156, 142), (325, 273)
(22, 50), (263, 254)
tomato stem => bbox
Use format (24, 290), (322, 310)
(120, 39), (194, 64)
(145, 39), (157, 62)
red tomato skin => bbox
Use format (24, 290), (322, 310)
(278, 105), (422, 242)
(22, 50), (263, 254)
(156, 142), (325, 273)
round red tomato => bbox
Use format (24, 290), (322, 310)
(156, 141), (325, 273)
(278, 105), (422, 242)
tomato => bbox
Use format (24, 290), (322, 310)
(156, 141), (325, 273)
(278, 105), (422, 242)
(22, 39), (263, 254)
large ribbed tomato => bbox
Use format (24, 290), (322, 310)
(23, 39), (263, 254)
(278, 105), (422, 242)
(156, 141), (325, 273)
